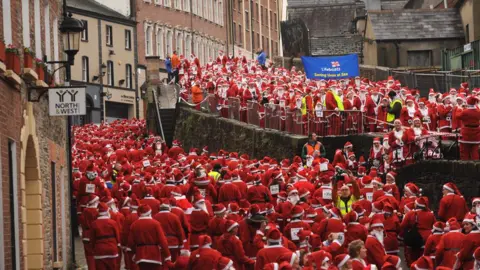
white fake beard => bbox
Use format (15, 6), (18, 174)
(110, 204), (119, 213)
(428, 97), (436, 103)
(288, 195), (300, 205)
(476, 206), (480, 216)
(155, 150), (162, 155)
(372, 231), (384, 244)
(196, 202), (209, 214)
(474, 260), (480, 270)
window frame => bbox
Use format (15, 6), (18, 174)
(126, 64), (132, 89)
(107, 60), (114, 86)
(82, 56), (89, 82)
(106, 25), (113, 46)
(125, 29), (132, 50)
(81, 20), (88, 41)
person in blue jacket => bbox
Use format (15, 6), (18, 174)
(257, 48), (266, 69)
(165, 56), (172, 83)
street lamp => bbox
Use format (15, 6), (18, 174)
(59, 13), (84, 77)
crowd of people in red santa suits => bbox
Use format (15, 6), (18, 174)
(73, 119), (480, 270)
(176, 51), (480, 160)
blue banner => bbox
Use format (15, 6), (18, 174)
(301, 54), (360, 80)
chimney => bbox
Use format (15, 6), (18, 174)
(363, 0), (381, 11)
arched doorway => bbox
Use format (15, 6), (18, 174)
(20, 104), (44, 269)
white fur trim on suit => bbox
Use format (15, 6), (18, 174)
(338, 254), (350, 268)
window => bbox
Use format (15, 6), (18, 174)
(274, 13), (277, 30)
(245, 11), (249, 30)
(125, 29), (131, 49)
(126, 64), (132, 89)
(271, 39), (273, 56)
(270, 10), (272, 27)
(44, 3), (51, 64)
(107, 61), (114, 86)
(82, 56), (89, 82)
(197, 0), (202, 16)
(156, 29), (164, 58)
(257, 33), (260, 48)
(261, 7), (264, 25)
(233, 0), (235, 9)
(145, 25), (153, 55)
(164, 0), (170, 7)
(166, 30), (173, 56)
(183, 0), (189, 11)
(407, 50), (432, 67)
(213, 0), (217, 23)
(34, 0), (41, 57)
(233, 22), (236, 43)
(185, 35), (191, 57)
(22, 0), (30, 47)
(81, 20), (88, 41)
(238, 24), (242, 44)
(256, 3), (259, 20)
(176, 32), (183, 54)
(466, 24), (470, 43)
(218, 1), (223, 25)
(252, 32), (255, 50)
(174, 0), (180, 9)
(51, 162), (58, 262)
(106, 25), (113, 46)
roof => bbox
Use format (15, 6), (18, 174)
(67, 0), (134, 23)
(368, 9), (464, 40)
(287, 0), (356, 8)
(381, 0), (409, 9)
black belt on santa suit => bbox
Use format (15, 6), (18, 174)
(96, 234), (116, 240)
(137, 243), (159, 247)
(465, 125), (479, 128)
(444, 247), (461, 252)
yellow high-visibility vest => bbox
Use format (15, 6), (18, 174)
(386, 99), (402, 122)
(323, 91), (344, 111)
(301, 97), (307, 116)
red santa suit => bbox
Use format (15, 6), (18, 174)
(400, 102), (421, 127)
(418, 103), (436, 131)
(216, 221), (255, 270)
(457, 100), (480, 160)
(153, 206), (186, 262)
(423, 229), (443, 261)
(283, 207), (311, 247)
(455, 215), (480, 269)
(187, 236), (223, 270)
(435, 220), (466, 268)
(122, 206), (139, 270)
(437, 102), (453, 132)
(325, 90), (343, 135)
(364, 92), (381, 132)
(189, 205), (210, 249)
(254, 229), (293, 270)
(91, 204), (121, 270)
(81, 196), (100, 270)
(438, 183), (468, 222)
(388, 127), (410, 164)
(246, 182), (273, 210)
(365, 233), (386, 269)
(218, 180), (243, 207)
(127, 205), (172, 270)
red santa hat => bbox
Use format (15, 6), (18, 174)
(446, 218), (461, 231)
(329, 207), (342, 219)
(344, 141), (353, 148)
(361, 175), (372, 186)
(98, 202), (109, 216)
(88, 194), (99, 205)
(267, 228), (282, 242)
(428, 88), (435, 96)
(463, 213), (477, 226)
(386, 171), (396, 182)
(371, 177), (384, 187)
(415, 197), (428, 209)
(334, 254), (350, 269)
(404, 183), (420, 196)
(383, 255), (401, 269)
(474, 247), (480, 261)
(344, 211), (359, 224)
(370, 218), (384, 229)
(357, 166), (366, 176)
(432, 221), (445, 233)
(286, 186), (298, 196)
(411, 256), (434, 270)
(383, 203), (394, 215)
(198, 235), (212, 247)
(442, 182), (459, 194)
(298, 188), (310, 199)
(193, 193), (205, 205)
(138, 204), (152, 217)
(225, 219), (239, 232)
(372, 201), (384, 213)
(291, 206), (305, 219)
(467, 96), (479, 105)
(212, 204), (225, 215)
(228, 202), (239, 213)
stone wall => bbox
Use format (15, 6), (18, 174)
(174, 106), (308, 160)
(310, 36), (363, 56)
(396, 160), (480, 211)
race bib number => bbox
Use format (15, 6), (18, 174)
(322, 189), (332, 200)
(143, 160), (151, 167)
(315, 109), (323, 118)
(86, 183), (96, 194)
(192, 70), (197, 75)
(366, 192), (373, 202)
(280, 100), (285, 107)
(199, 189), (206, 197)
(290, 228), (302, 241)
(320, 163), (328, 172)
(179, 69), (184, 75)
(337, 233), (345, 244)
(423, 116), (430, 123)
(372, 159), (380, 167)
(394, 149), (404, 160)
(270, 184), (280, 195)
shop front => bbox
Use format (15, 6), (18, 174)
(103, 87), (137, 122)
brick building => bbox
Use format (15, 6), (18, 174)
(135, 0), (227, 83)
(225, 0), (282, 61)
(0, 0), (72, 269)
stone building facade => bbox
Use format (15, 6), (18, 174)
(0, 0), (72, 269)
